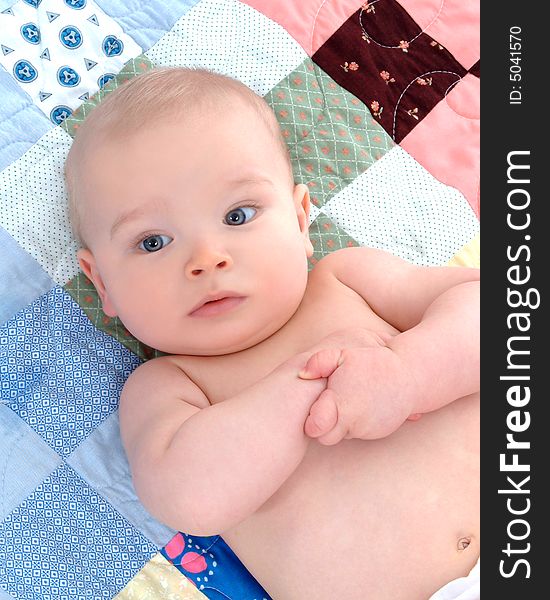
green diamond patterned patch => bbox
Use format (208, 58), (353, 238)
(308, 213), (359, 270)
(265, 59), (394, 209)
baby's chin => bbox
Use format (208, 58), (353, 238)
(157, 334), (272, 356)
(139, 322), (282, 357)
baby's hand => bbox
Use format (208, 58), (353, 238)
(299, 335), (420, 444)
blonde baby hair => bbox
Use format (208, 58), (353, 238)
(65, 67), (292, 246)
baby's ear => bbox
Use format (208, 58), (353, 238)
(77, 248), (118, 317)
(293, 183), (314, 257)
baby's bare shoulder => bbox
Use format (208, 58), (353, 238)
(121, 355), (210, 412)
(313, 247), (395, 274)
(123, 355), (209, 408)
(119, 355), (210, 464)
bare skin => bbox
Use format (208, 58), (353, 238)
(70, 78), (480, 599)
(120, 263), (479, 600)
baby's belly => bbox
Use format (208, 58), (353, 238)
(224, 392), (480, 600)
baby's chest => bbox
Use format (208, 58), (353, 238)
(187, 276), (397, 403)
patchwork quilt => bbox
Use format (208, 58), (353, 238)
(0, 1), (479, 598)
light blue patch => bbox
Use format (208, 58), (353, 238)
(0, 227), (54, 326)
(0, 287), (141, 457)
(67, 411), (175, 547)
(0, 462), (157, 600)
(0, 60), (51, 172)
(0, 405), (62, 521)
(95, 0), (201, 51)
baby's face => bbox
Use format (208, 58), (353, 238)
(76, 102), (313, 355)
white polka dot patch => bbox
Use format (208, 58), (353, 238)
(0, 126), (79, 284)
(322, 146), (479, 266)
(145, 0), (306, 97)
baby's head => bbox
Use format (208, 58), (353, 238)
(65, 67), (313, 355)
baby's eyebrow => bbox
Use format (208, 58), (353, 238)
(226, 176), (275, 189)
(110, 205), (151, 239)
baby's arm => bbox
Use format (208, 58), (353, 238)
(119, 354), (325, 536)
(301, 247), (479, 442)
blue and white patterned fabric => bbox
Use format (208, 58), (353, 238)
(0, 0), (141, 124)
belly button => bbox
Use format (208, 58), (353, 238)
(457, 537), (471, 552)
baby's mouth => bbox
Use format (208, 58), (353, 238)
(189, 293), (246, 318)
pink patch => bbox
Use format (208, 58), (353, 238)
(180, 552), (207, 573)
(165, 533), (185, 559)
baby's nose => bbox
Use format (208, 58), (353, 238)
(185, 248), (233, 278)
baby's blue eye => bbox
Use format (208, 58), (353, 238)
(224, 206), (257, 226)
(139, 234), (172, 252)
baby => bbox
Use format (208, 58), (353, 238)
(65, 68), (480, 599)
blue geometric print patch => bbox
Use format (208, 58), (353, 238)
(0, 405), (62, 521)
(0, 286), (141, 457)
(67, 411), (176, 548)
(0, 462), (157, 600)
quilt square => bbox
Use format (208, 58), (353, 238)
(322, 146), (479, 265)
(0, 67), (51, 171)
(0, 125), (78, 286)
(145, 0), (305, 97)
(0, 462), (157, 600)
(0, 0), (141, 124)
(95, 0), (200, 52)
(0, 226), (54, 326)
(266, 59), (394, 209)
(0, 405), (61, 521)
(162, 533), (269, 599)
(0, 286), (140, 457)
(113, 553), (206, 600)
(312, 0), (468, 143)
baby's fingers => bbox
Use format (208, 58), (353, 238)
(304, 389), (338, 439)
(298, 348), (344, 380)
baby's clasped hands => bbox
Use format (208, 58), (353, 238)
(299, 329), (422, 444)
